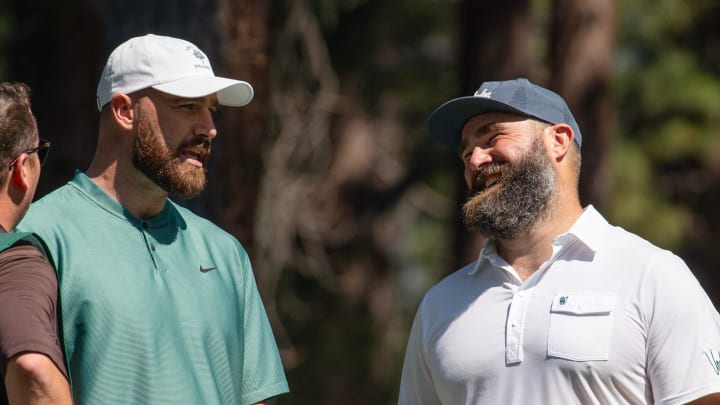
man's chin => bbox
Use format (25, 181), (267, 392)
(167, 180), (205, 199)
(154, 168), (206, 199)
(169, 190), (203, 200)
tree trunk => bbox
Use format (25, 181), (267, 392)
(207, 0), (272, 254)
(550, 0), (616, 208)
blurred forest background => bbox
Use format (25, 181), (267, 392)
(2, 0), (720, 403)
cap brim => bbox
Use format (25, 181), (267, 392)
(427, 96), (526, 149)
(153, 76), (254, 107)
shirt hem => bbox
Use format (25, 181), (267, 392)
(657, 384), (720, 405)
(240, 380), (290, 405)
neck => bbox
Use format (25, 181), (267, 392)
(496, 199), (583, 282)
(88, 127), (168, 220)
(0, 218), (15, 232)
(0, 180), (28, 232)
(87, 158), (168, 220)
(0, 203), (21, 233)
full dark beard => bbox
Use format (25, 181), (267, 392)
(461, 136), (556, 240)
(132, 113), (208, 199)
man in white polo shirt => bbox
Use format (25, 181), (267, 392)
(398, 78), (720, 404)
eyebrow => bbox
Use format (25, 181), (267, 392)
(459, 121), (507, 154)
(476, 122), (505, 136)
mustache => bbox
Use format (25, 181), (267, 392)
(174, 137), (212, 164)
(185, 137), (211, 150)
(469, 162), (508, 193)
(180, 137), (212, 153)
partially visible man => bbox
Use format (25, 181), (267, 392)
(398, 78), (720, 404)
(19, 34), (288, 404)
(0, 82), (71, 405)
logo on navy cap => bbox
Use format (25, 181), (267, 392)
(475, 88), (492, 98)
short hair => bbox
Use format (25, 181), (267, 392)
(531, 118), (582, 176)
(0, 82), (38, 184)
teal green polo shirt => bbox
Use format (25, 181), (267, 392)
(20, 171), (288, 404)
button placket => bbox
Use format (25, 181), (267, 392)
(138, 221), (159, 270)
(505, 289), (532, 365)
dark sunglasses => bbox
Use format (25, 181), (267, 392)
(9, 139), (51, 168)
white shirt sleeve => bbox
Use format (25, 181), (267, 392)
(399, 298), (442, 405)
(644, 251), (720, 404)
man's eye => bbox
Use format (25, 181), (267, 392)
(181, 104), (199, 112)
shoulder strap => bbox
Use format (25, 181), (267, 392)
(0, 232), (48, 257)
(0, 231), (33, 252)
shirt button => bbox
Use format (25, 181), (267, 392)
(151, 244), (156, 251)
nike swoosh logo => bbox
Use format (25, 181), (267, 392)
(199, 266), (217, 273)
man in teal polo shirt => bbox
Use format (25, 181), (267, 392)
(19, 34), (289, 404)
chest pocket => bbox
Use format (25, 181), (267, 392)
(547, 292), (615, 361)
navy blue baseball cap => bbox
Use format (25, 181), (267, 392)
(427, 78), (582, 149)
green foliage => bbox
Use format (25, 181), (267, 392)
(608, 0), (720, 253)
(399, 213), (453, 306)
(320, 0), (458, 129)
(607, 139), (693, 249)
(635, 52), (720, 121)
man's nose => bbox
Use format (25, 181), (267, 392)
(467, 146), (492, 172)
(194, 109), (218, 140)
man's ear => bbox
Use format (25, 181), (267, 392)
(110, 93), (135, 131)
(10, 154), (31, 191)
(547, 123), (574, 162)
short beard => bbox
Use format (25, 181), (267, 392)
(461, 136), (556, 240)
(132, 110), (208, 200)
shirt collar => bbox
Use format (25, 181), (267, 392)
(467, 205), (608, 275)
(468, 240), (501, 275)
(70, 170), (172, 227)
(563, 205), (607, 253)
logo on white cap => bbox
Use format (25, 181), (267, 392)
(188, 46), (210, 70)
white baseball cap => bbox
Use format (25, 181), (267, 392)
(96, 34), (254, 111)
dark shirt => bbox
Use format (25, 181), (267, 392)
(0, 242), (66, 405)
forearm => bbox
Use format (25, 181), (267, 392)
(4, 353), (72, 405)
(684, 393), (720, 404)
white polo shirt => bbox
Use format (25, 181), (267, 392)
(399, 206), (720, 405)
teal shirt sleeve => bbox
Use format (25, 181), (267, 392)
(237, 246), (290, 404)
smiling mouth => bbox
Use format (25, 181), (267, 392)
(483, 174), (500, 189)
(472, 173), (502, 195)
(472, 163), (507, 194)
(180, 149), (208, 168)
